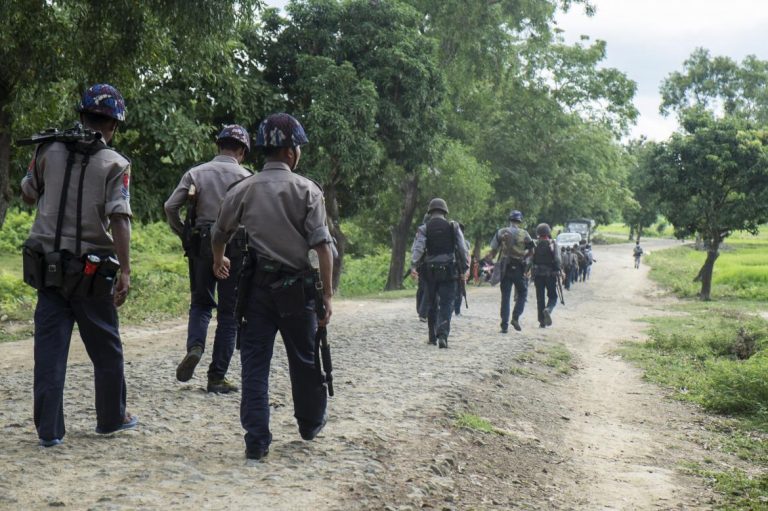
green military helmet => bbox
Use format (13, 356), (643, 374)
(536, 223), (551, 237)
(427, 198), (448, 215)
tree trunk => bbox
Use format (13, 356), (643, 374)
(636, 225), (643, 243)
(472, 234), (483, 261)
(384, 172), (419, 290)
(628, 225), (634, 241)
(696, 239), (721, 301)
(324, 183), (346, 293)
(0, 106), (12, 228)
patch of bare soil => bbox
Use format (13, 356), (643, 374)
(0, 240), (737, 509)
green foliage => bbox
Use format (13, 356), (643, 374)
(660, 48), (768, 125)
(0, 209), (34, 253)
(339, 249), (416, 297)
(0, 270), (36, 320)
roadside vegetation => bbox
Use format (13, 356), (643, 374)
(621, 229), (768, 508)
(0, 210), (415, 341)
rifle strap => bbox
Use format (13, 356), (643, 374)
(53, 145), (77, 252)
(54, 141), (105, 255)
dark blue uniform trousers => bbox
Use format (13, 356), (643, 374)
(186, 245), (242, 379)
(34, 288), (126, 442)
(499, 260), (527, 327)
(426, 278), (457, 342)
(534, 274), (558, 325)
(239, 283), (327, 451)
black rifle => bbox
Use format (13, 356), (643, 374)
(234, 250), (253, 351)
(16, 123), (102, 146)
(556, 271), (566, 305)
(181, 184), (198, 256)
(458, 275), (468, 308)
(309, 249), (334, 397)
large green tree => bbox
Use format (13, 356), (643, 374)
(660, 48), (768, 124)
(649, 111), (768, 300)
(1, 0), (262, 224)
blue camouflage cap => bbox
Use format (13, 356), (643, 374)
(508, 210), (523, 222)
(76, 83), (126, 122)
(254, 113), (308, 148)
(217, 124), (251, 152)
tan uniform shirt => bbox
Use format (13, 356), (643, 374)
(21, 141), (132, 255)
(164, 155), (251, 236)
(212, 161), (332, 270)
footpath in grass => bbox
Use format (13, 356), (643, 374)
(621, 229), (768, 509)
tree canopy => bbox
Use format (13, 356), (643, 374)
(3, 0), (642, 293)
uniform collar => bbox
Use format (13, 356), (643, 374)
(213, 154), (239, 165)
(262, 161), (292, 172)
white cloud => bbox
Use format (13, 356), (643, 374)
(557, 0), (768, 140)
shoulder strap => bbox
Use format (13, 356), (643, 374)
(54, 141), (106, 254)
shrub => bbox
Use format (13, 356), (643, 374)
(0, 209), (35, 254)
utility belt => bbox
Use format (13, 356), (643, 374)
(22, 244), (120, 299)
(184, 224), (247, 260)
(237, 254), (315, 320)
(423, 260), (457, 282)
(532, 264), (557, 279)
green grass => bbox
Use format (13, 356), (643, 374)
(647, 233), (768, 301)
(453, 412), (514, 436)
(624, 229), (768, 508)
(543, 344), (575, 375)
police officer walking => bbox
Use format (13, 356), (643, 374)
(531, 223), (562, 328)
(410, 198), (468, 348)
(485, 210), (534, 333)
(164, 125), (252, 393)
(211, 113), (333, 461)
(20, 84), (136, 446)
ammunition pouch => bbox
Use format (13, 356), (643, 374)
(22, 243), (45, 290)
(22, 243), (119, 299)
(184, 224), (213, 260)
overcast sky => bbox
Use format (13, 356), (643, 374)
(556, 0), (768, 140)
(263, 0), (768, 141)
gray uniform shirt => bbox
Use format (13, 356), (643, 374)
(411, 216), (469, 270)
(164, 155), (251, 236)
(21, 141), (132, 254)
(211, 161), (332, 270)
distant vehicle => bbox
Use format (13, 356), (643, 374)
(556, 232), (582, 247)
(564, 218), (595, 242)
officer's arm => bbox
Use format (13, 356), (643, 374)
(411, 227), (426, 267)
(485, 231), (499, 260)
(211, 187), (245, 279)
(454, 225), (469, 272)
(164, 173), (193, 236)
(111, 214), (132, 307)
(21, 154), (41, 205)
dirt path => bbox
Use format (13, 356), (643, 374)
(0, 240), (721, 510)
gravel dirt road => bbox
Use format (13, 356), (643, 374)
(0, 240), (726, 509)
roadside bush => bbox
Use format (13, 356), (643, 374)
(132, 221), (183, 254)
(702, 355), (768, 415)
(0, 210), (35, 254)
(340, 249), (415, 296)
(0, 271), (35, 319)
